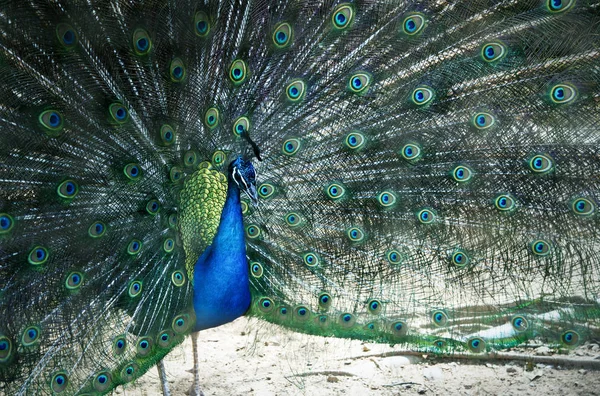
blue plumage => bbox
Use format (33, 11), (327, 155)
(193, 157), (256, 331)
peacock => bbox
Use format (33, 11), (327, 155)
(0, 0), (599, 394)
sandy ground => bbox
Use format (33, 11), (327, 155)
(118, 317), (600, 395)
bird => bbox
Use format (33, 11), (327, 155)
(0, 0), (599, 394)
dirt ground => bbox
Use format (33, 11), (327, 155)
(118, 317), (600, 395)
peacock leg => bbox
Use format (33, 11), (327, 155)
(157, 359), (171, 396)
(189, 331), (205, 396)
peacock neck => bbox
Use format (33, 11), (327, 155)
(192, 175), (251, 331)
(213, 178), (245, 253)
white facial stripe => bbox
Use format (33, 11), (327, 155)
(233, 167), (249, 190)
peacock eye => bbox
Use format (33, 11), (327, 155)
(433, 339), (447, 349)
(128, 280), (143, 297)
(401, 143), (422, 161)
(51, 372), (69, 393)
(367, 299), (382, 314)
(286, 80), (306, 101)
(528, 154), (553, 173)
(205, 108), (219, 129)
(0, 336), (12, 363)
(273, 22), (292, 47)
(124, 163), (142, 181)
(377, 191), (396, 207)
(495, 194), (516, 212)
(28, 246), (48, 265)
(65, 271), (83, 290)
(194, 11), (210, 36)
(146, 199), (160, 215)
(258, 183), (275, 198)
(511, 316), (529, 331)
(0, 213), (14, 234)
(157, 331), (173, 348)
(452, 165), (473, 183)
(391, 321), (408, 336)
(344, 132), (365, 150)
(132, 28), (152, 55)
(212, 150), (226, 167)
(163, 238), (175, 253)
(136, 337), (153, 356)
(127, 239), (142, 255)
(473, 112), (495, 130)
(258, 297), (274, 313)
(56, 23), (77, 48)
(245, 224), (261, 239)
(57, 180), (79, 199)
(168, 214), (178, 229)
(317, 315), (329, 326)
(411, 86), (434, 105)
(171, 270), (186, 286)
(348, 72), (371, 94)
(93, 371), (112, 392)
(561, 330), (580, 346)
(156, 124), (175, 145)
(229, 59), (248, 84)
(172, 314), (192, 333)
(318, 293), (332, 309)
(402, 14), (425, 35)
(431, 310), (448, 326)
(113, 336), (127, 355)
(285, 212), (302, 227)
(184, 150), (198, 167)
(21, 326), (41, 346)
(169, 58), (186, 82)
(387, 250), (403, 265)
(169, 167), (183, 183)
(550, 84), (577, 104)
(39, 110), (64, 134)
(282, 138), (301, 155)
(467, 337), (486, 353)
(325, 183), (345, 200)
(417, 208), (435, 224)
(294, 305), (311, 321)
(250, 262), (263, 278)
(572, 197), (595, 216)
(332, 4), (354, 30)
(481, 42), (506, 62)
(303, 252), (319, 267)
(109, 103), (129, 123)
(233, 116), (250, 136)
(346, 227), (365, 242)
(339, 313), (355, 327)
(88, 221), (106, 238)
(547, 0), (575, 12)
(121, 363), (139, 382)
(278, 307), (289, 317)
(451, 250), (469, 267)
(531, 239), (551, 256)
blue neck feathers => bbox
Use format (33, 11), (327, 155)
(192, 177), (251, 331)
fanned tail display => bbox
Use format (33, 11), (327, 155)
(0, 0), (599, 394)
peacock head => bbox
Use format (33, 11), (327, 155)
(229, 156), (258, 206)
